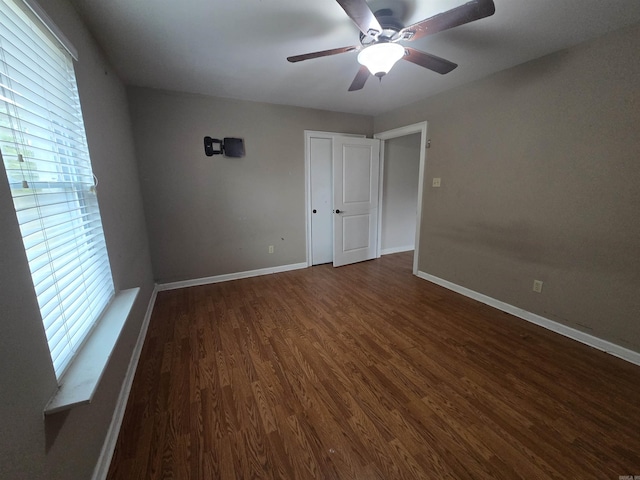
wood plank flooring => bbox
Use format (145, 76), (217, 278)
(107, 252), (640, 479)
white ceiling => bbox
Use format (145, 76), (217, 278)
(68, 0), (640, 116)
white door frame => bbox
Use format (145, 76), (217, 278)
(374, 121), (428, 276)
(304, 130), (366, 266)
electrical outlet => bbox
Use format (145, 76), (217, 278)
(533, 280), (543, 293)
(432, 177), (441, 187)
(268, 245), (274, 254)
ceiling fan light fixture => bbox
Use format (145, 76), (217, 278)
(357, 42), (405, 77)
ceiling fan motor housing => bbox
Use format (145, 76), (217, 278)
(359, 11), (404, 46)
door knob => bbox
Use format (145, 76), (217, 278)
(335, 209), (342, 214)
(313, 209), (317, 213)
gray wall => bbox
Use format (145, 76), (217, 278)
(381, 133), (421, 252)
(0, 0), (155, 478)
(128, 87), (373, 283)
(375, 23), (640, 352)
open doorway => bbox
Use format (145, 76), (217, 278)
(380, 133), (421, 254)
(374, 122), (428, 276)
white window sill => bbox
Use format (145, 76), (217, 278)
(44, 287), (140, 416)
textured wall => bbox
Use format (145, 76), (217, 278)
(375, 23), (640, 352)
(128, 87), (373, 283)
(0, 0), (155, 478)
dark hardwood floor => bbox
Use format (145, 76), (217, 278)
(107, 252), (640, 479)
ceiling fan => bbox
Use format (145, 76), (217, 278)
(287, 0), (496, 91)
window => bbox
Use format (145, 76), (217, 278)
(0, 0), (114, 378)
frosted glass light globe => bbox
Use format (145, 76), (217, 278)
(357, 43), (405, 77)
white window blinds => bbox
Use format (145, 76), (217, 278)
(0, 0), (114, 378)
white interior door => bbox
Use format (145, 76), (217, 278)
(309, 137), (333, 265)
(333, 137), (380, 267)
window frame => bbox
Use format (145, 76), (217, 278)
(0, 0), (115, 380)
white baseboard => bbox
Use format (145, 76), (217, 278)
(381, 245), (414, 256)
(157, 262), (308, 291)
(416, 271), (640, 367)
(91, 285), (158, 480)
